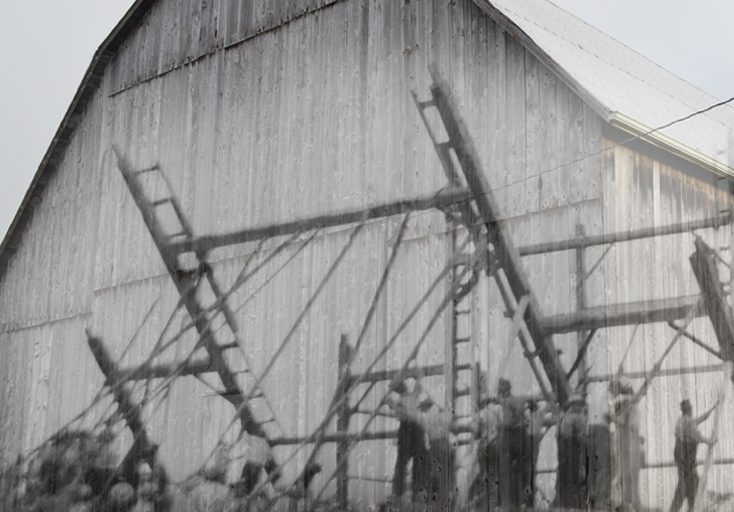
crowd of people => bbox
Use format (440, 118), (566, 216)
(0, 373), (722, 511)
(2, 426), (325, 512)
(382, 374), (720, 511)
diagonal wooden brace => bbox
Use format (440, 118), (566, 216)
(86, 331), (158, 465)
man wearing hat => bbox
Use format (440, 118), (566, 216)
(609, 376), (644, 510)
(386, 375), (433, 500)
(496, 378), (536, 508)
(670, 398), (717, 512)
(555, 392), (588, 509)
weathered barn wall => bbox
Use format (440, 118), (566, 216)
(0, 0), (678, 508)
(591, 132), (734, 508)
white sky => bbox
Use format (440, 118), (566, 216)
(0, 0), (732, 242)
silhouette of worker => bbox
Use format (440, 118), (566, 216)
(387, 376), (431, 499)
(495, 378), (536, 508)
(670, 399), (717, 512)
(555, 392), (588, 509)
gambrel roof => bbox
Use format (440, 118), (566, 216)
(2, 0), (732, 275)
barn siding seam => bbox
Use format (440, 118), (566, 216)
(109, 0), (346, 98)
(0, 312), (92, 337)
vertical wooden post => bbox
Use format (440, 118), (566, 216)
(336, 334), (353, 510)
(575, 224), (588, 393)
(86, 331), (157, 464)
(444, 222), (459, 414)
(728, 129), (734, 311)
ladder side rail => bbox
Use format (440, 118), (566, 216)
(691, 238), (734, 363)
(87, 333), (157, 461)
(117, 159), (267, 438)
(428, 82), (571, 404)
(494, 274), (556, 404)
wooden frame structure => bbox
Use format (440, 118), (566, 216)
(91, 75), (734, 508)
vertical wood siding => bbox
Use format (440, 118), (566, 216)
(12, 0), (728, 507)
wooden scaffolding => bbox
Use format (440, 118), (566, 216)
(89, 74), (734, 508)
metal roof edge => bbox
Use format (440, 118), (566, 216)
(609, 112), (734, 179)
(0, 0), (157, 279)
(471, 0), (612, 123)
(472, 0), (734, 179)
(2, 0), (731, 284)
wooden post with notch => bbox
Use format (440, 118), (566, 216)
(575, 224), (588, 392)
(336, 334), (353, 509)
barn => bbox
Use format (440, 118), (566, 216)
(1, 0), (734, 510)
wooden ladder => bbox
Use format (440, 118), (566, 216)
(413, 76), (570, 405)
(115, 150), (284, 448)
(690, 237), (734, 370)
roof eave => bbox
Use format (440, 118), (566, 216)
(472, 0), (612, 122)
(608, 112), (734, 179)
(0, 0), (157, 278)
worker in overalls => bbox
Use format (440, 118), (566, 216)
(388, 377), (430, 500)
(609, 377), (643, 510)
(555, 392), (588, 509)
(469, 385), (502, 508)
(496, 378), (534, 508)
(388, 380), (454, 510)
(670, 399), (717, 512)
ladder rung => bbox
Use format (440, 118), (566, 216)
(454, 309), (470, 316)
(454, 387), (471, 397)
(418, 99), (436, 109)
(455, 337), (471, 345)
(218, 341), (239, 351)
(134, 166), (159, 175)
(169, 230), (190, 239)
(456, 364), (472, 371)
(219, 390), (242, 397)
(151, 198), (173, 207)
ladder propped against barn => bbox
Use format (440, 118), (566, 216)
(413, 74), (571, 406)
(111, 150), (286, 464)
(690, 237), (734, 372)
(89, 74), (734, 508)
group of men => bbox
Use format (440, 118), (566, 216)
(385, 373), (720, 511)
(385, 375), (550, 510)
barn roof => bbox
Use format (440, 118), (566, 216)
(1, 0), (733, 276)
(474, 0), (734, 174)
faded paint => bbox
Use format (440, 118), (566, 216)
(1, 0), (731, 509)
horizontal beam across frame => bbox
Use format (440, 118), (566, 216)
(542, 294), (704, 334)
(587, 363), (725, 383)
(169, 188), (472, 254)
(270, 424), (475, 446)
(117, 360), (447, 386)
(519, 212), (731, 256)
(117, 357), (214, 381)
(536, 457), (734, 474)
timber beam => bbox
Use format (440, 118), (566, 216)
(519, 212), (731, 256)
(116, 356), (214, 382)
(542, 294), (704, 334)
(270, 424), (475, 446)
(115, 360), (446, 386)
(87, 332), (158, 461)
(587, 363), (725, 383)
(690, 238), (734, 363)
(169, 188), (472, 254)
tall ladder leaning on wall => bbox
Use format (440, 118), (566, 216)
(114, 150), (286, 469)
(413, 73), (572, 409)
